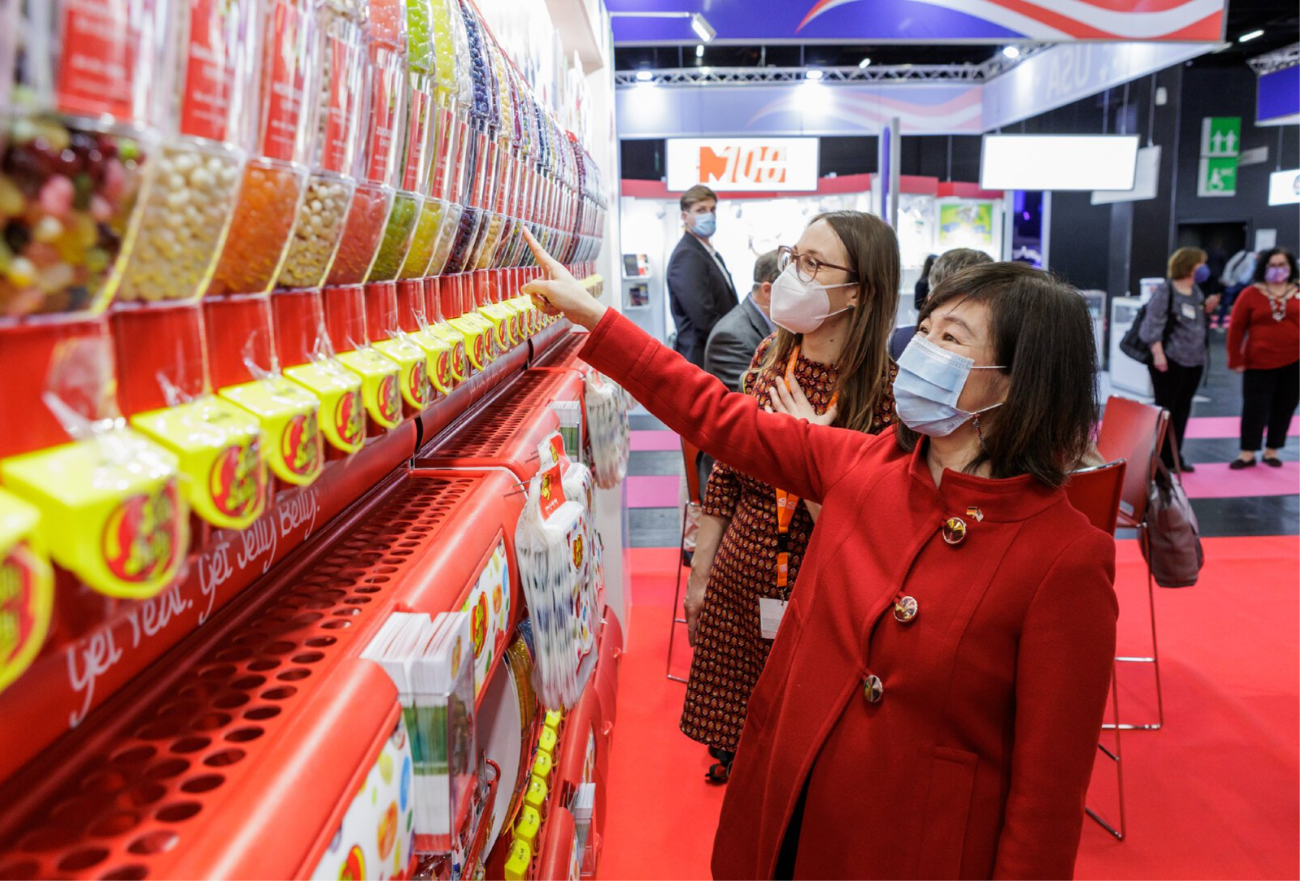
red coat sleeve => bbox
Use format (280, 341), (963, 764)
(579, 309), (872, 505)
(993, 530), (1118, 880)
(1226, 287), (1255, 371)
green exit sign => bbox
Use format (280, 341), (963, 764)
(1198, 157), (1238, 197)
(1200, 117), (1241, 158)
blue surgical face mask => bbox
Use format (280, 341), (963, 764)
(691, 212), (716, 238)
(894, 335), (1005, 437)
(1193, 264), (1211, 284)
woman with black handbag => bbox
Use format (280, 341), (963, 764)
(1140, 247), (1221, 472)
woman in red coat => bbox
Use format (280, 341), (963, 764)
(522, 231), (1117, 880)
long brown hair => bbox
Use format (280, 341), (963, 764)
(752, 211), (899, 433)
(895, 262), (1099, 488)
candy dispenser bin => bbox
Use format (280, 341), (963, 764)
(0, 0), (162, 323)
(323, 283), (403, 432)
(365, 280), (431, 413)
(0, 321), (189, 605)
(272, 287), (366, 454)
(272, 3), (367, 454)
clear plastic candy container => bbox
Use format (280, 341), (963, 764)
(367, 190), (420, 282)
(327, 182), (396, 286)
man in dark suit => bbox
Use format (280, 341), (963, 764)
(704, 249), (779, 392)
(667, 185), (738, 366)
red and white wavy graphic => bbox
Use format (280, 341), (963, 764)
(797, 0), (1224, 40)
(747, 87), (984, 134)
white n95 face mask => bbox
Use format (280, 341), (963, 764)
(769, 265), (855, 335)
(894, 335), (1005, 437)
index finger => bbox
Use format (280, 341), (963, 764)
(521, 227), (573, 280)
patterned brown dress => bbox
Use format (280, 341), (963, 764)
(680, 337), (897, 751)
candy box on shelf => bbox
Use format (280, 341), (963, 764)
(0, 488), (54, 695)
(323, 283), (404, 431)
(0, 429), (189, 600)
(365, 281), (432, 412)
(272, 286), (367, 454)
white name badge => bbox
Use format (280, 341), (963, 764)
(759, 597), (788, 640)
(1182, 303), (1197, 320)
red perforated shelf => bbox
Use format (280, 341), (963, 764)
(532, 328), (587, 370)
(0, 470), (527, 881)
(416, 370), (585, 480)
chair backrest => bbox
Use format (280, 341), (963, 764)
(1064, 460), (1128, 534)
(1096, 396), (1169, 525)
(681, 438), (704, 506)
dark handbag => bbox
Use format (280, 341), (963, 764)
(1119, 281), (1175, 365)
(1142, 457), (1204, 588)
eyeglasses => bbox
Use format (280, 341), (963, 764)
(776, 245), (856, 284)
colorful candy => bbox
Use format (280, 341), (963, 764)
(367, 192), (420, 282)
(207, 160), (307, 297)
(115, 144), (243, 303)
(327, 184), (395, 286)
(398, 198), (445, 280)
(278, 172), (354, 289)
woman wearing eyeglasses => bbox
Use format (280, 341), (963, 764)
(683, 211), (898, 782)
(521, 227), (1116, 880)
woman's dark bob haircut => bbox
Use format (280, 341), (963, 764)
(1254, 248), (1298, 284)
(896, 261), (1100, 488)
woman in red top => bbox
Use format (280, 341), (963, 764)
(1227, 248), (1299, 469)
(522, 229), (1116, 880)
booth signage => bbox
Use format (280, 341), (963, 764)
(665, 138), (819, 192)
(1198, 116), (1239, 198)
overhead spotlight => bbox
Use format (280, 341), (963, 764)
(1239, 29), (1264, 42)
(690, 12), (717, 43)
(1002, 45), (1021, 59)
(806, 69), (824, 80)
(858, 57), (872, 68)
(635, 69), (653, 82)
(695, 43), (704, 58)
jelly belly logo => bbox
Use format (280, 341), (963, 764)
(335, 390), (364, 446)
(282, 411), (322, 477)
(0, 544), (38, 663)
(103, 482), (181, 583)
(472, 333), (487, 366)
(666, 138), (819, 192)
(470, 593), (488, 658)
(435, 349), (453, 388)
(407, 360), (428, 405)
(210, 441), (265, 519)
(453, 341), (467, 374)
(379, 374), (400, 423)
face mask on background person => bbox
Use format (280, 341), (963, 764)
(1265, 265), (1290, 284)
(691, 212), (717, 238)
(769, 264), (854, 334)
(894, 335), (1005, 437)
(1193, 264), (1211, 284)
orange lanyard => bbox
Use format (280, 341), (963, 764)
(774, 346), (838, 591)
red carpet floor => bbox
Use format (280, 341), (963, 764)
(599, 538), (1300, 880)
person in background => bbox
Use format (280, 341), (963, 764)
(1141, 246), (1220, 472)
(704, 249), (780, 393)
(684, 212), (897, 783)
(1218, 246), (1257, 329)
(1227, 248), (1299, 469)
(914, 253), (937, 311)
(519, 234), (1117, 880)
(666, 185), (739, 367)
(891, 248), (994, 361)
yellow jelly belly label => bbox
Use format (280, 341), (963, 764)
(473, 308), (502, 359)
(411, 327), (456, 395)
(0, 430), (188, 599)
(218, 377), (324, 486)
(283, 358), (365, 454)
(429, 322), (468, 384)
(449, 316), (491, 373)
(373, 335), (431, 409)
(130, 397), (267, 531)
(337, 347), (403, 430)
(0, 489), (54, 692)
(482, 302), (515, 350)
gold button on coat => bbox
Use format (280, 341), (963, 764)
(863, 674), (884, 703)
(893, 595), (918, 623)
(942, 517), (967, 545)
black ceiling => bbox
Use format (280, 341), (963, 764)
(612, 2), (1299, 72)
